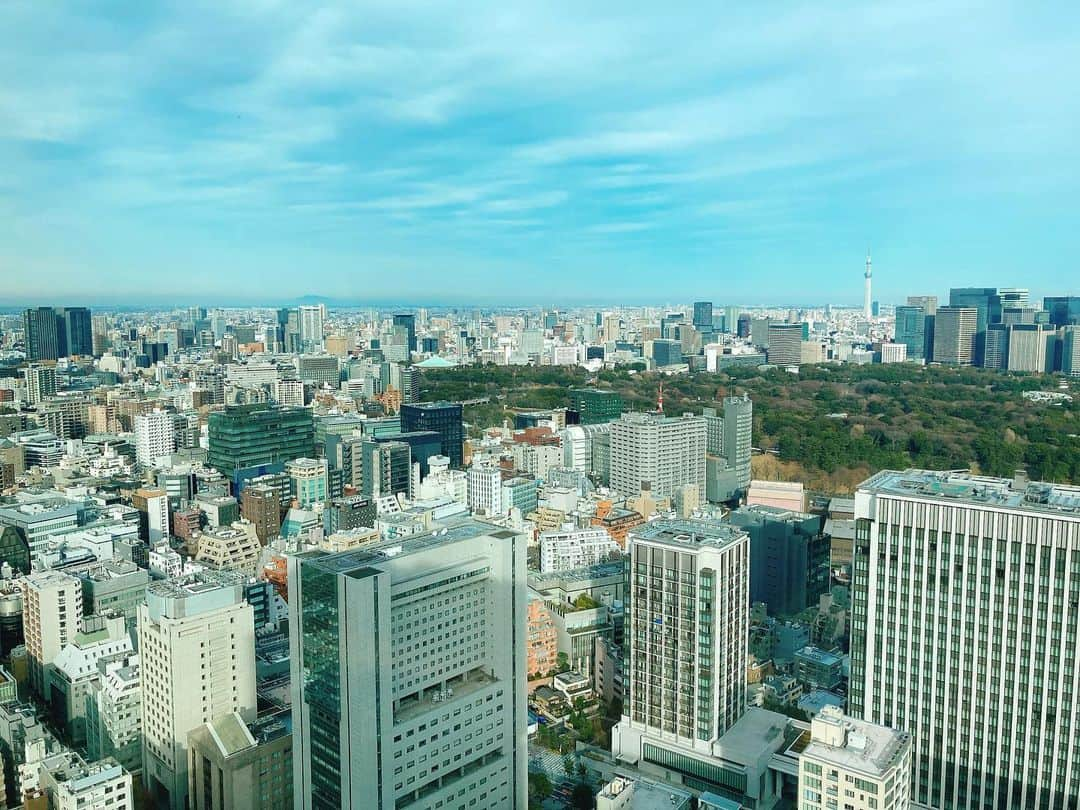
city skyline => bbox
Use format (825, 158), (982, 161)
(4, 2), (1078, 304)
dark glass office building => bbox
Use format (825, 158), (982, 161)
(568, 388), (623, 425)
(23, 307), (61, 361)
(392, 313), (416, 351)
(400, 401), (464, 468)
(207, 404), (315, 491)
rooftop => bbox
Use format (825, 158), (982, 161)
(795, 646), (843, 667)
(860, 469), (1080, 517)
(300, 517), (518, 576)
(630, 518), (747, 551)
(801, 706), (910, 778)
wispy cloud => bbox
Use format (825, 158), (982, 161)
(1, 0), (1077, 301)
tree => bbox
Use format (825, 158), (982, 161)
(571, 781), (595, 810)
(528, 771), (552, 803)
(562, 754), (576, 780)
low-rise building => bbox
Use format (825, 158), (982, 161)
(798, 706), (911, 810)
(187, 710), (292, 810)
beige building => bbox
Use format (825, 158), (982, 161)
(194, 522), (262, 576)
(798, 705), (911, 810)
(139, 571), (256, 810)
(187, 711), (292, 810)
(20, 570), (83, 698)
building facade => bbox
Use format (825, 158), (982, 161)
(288, 518), (528, 809)
(610, 412), (707, 502)
(613, 519), (750, 765)
(850, 469), (1080, 808)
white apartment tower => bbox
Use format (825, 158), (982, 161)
(850, 469), (1080, 808)
(138, 571), (256, 810)
(21, 570), (84, 698)
(22, 363), (57, 405)
(134, 409), (177, 469)
(289, 518), (528, 809)
(799, 705), (912, 810)
(613, 519), (749, 763)
(467, 464), (504, 516)
(610, 412), (707, 502)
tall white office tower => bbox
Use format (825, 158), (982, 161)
(139, 571), (256, 810)
(610, 412), (707, 502)
(134, 409), (176, 469)
(289, 518), (528, 809)
(864, 252), (873, 319)
(297, 304), (326, 353)
(850, 469), (1080, 808)
(613, 519), (749, 762)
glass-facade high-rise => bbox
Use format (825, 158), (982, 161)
(949, 287), (1000, 366)
(23, 307), (61, 361)
(568, 388), (623, 425)
(207, 404), (315, 490)
(288, 518), (528, 809)
(400, 402), (464, 469)
(894, 305), (927, 362)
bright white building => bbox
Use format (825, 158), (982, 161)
(539, 528), (620, 572)
(134, 410), (177, 469)
(31, 752), (133, 810)
(139, 571), (256, 810)
(86, 654), (142, 773)
(467, 464), (504, 515)
(272, 378), (304, 407)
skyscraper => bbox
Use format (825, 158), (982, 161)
(400, 401), (464, 469)
(1043, 296), (1080, 328)
(610, 411), (707, 502)
(1062, 325), (1080, 377)
(849, 469), (1080, 808)
(23, 307), (61, 361)
(932, 307), (978, 365)
(949, 288), (1000, 365)
(612, 519), (749, 760)
(766, 322), (803, 366)
(207, 403), (315, 490)
(57, 306), (93, 357)
(393, 312), (417, 352)
(139, 571), (256, 810)
(297, 304), (326, 353)
(1006, 323), (1053, 372)
(702, 395), (753, 503)
(288, 518), (528, 809)
(692, 301), (713, 331)
(894, 305), (927, 362)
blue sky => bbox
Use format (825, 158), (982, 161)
(2, 1), (1078, 306)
